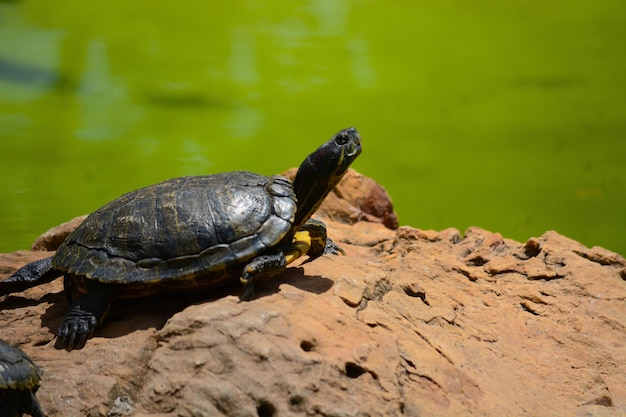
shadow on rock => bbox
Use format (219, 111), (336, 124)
(20, 266), (334, 347)
(0, 290), (62, 310)
(255, 266), (334, 298)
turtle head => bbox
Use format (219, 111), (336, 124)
(292, 127), (362, 229)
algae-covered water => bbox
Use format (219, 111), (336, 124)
(1, 1), (625, 255)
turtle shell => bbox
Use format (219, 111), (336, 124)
(52, 171), (297, 285)
(0, 340), (42, 391)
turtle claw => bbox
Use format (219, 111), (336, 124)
(239, 282), (256, 301)
(56, 307), (98, 351)
(239, 270), (255, 301)
(323, 237), (345, 256)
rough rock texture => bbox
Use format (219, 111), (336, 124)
(1, 170), (625, 417)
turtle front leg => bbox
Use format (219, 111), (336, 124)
(55, 279), (116, 351)
(299, 218), (345, 259)
(239, 254), (288, 301)
(239, 219), (345, 301)
(239, 226), (316, 300)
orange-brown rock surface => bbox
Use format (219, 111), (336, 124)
(1, 170), (625, 417)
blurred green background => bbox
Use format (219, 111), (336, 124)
(0, 1), (624, 255)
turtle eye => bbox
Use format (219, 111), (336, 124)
(336, 133), (349, 145)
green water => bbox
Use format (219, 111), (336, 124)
(1, 1), (625, 256)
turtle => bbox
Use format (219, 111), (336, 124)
(0, 127), (361, 351)
(0, 340), (45, 417)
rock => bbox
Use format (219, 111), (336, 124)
(1, 170), (625, 416)
(31, 215), (88, 251)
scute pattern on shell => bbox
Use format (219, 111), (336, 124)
(52, 172), (297, 284)
(0, 340), (42, 391)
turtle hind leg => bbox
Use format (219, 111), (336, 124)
(0, 256), (61, 296)
(55, 280), (116, 351)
